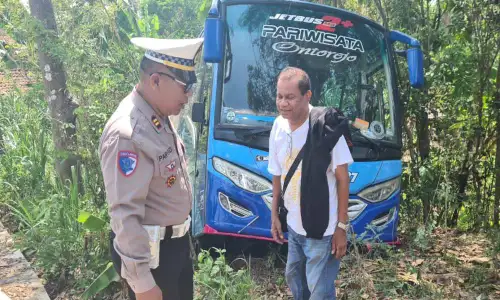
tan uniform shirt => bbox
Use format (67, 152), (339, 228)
(98, 88), (192, 293)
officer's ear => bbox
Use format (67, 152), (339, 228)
(149, 73), (161, 89)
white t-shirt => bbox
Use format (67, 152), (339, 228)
(267, 105), (354, 236)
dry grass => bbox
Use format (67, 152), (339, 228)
(222, 228), (500, 300)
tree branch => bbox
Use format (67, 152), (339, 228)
(432, 0), (442, 31)
(99, 0), (122, 42)
(373, 0), (388, 28)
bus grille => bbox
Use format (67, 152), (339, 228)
(218, 192), (253, 218)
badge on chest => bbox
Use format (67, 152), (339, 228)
(166, 175), (176, 187)
(162, 160), (176, 176)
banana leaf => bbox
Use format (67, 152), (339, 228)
(81, 262), (120, 299)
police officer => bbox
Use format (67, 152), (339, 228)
(98, 37), (203, 300)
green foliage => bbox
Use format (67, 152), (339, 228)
(198, 0), (211, 21)
(143, 0), (204, 38)
(0, 89), (110, 293)
(194, 248), (257, 300)
(78, 211), (118, 299)
(410, 222), (435, 252)
(81, 262), (120, 299)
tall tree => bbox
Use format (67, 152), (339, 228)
(28, 0), (79, 186)
(495, 58), (500, 227)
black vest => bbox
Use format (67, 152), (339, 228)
(300, 107), (351, 239)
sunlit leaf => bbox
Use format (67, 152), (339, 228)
(77, 211), (106, 231)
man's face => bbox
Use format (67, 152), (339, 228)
(148, 67), (193, 116)
(276, 77), (310, 121)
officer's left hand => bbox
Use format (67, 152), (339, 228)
(136, 285), (162, 300)
(331, 227), (347, 259)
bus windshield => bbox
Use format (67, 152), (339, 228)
(219, 3), (398, 144)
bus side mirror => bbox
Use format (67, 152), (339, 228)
(192, 102), (205, 123)
(389, 30), (425, 89)
(407, 47), (424, 89)
(203, 7), (224, 63)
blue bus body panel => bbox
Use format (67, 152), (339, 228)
(205, 158), (274, 237)
(210, 138), (402, 190)
(210, 139), (270, 179)
(349, 160), (402, 194)
(203, 139), (402, 243)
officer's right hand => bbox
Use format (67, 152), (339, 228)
(271, 215), (285, 244)
(136, 285), (162, 300)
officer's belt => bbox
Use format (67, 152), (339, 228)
(160, 215), (191, 239)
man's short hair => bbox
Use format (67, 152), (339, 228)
(278, 66), (311, 95)
(140, 56), (162, 75)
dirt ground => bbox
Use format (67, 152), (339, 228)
(242, 228), (500, 300)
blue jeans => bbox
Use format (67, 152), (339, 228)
(286, 227), (341, 300)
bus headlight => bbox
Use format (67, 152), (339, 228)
(357, 177), (400, 203)
(213, 157), (272, 193)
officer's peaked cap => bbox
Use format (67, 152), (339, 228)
(131, 37), (204, 83)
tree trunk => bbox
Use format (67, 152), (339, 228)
(422, 192), (431, 224)
(450, 139), (473, 226)
(494, 59), (500, 227)
(28, 0), (80, 186)
(417, 109), (431, 161)
(413, 93), (431, 223)
(471, 167), (482, 230)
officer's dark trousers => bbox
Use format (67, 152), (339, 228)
(110, 231), (193, 300)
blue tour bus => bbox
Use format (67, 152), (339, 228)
(171, 0), (424, 249)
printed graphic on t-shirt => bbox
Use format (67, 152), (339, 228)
(282, 149), (302, 206)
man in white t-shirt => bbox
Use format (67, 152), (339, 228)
(268, 67), (353, 299)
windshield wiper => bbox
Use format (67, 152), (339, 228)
(233, 128), (271, 140)
(350, 127), (381, 159)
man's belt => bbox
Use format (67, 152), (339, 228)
(142, 216), (191, 269)
(160, 215), (191, 240)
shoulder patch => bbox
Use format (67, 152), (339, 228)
(117, 151), (138, 177)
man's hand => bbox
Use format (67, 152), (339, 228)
(331, 227), (347, 259)
(271, 215), (285, 244)
(136, 285), (162, 300)
(333, 162), (349, 260)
